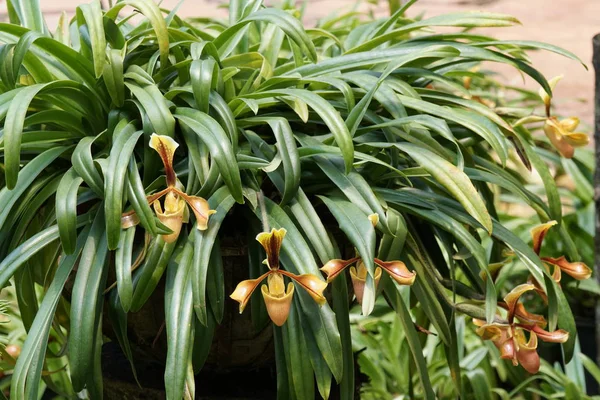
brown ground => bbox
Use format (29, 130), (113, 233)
(1, 0), (597, 126)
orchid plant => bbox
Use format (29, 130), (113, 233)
(0, 0), (594, 399)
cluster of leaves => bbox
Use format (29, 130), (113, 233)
(0, 0), (592, 399)
(351, 133), (598, 398)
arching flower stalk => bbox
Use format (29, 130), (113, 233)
(539, 76), (589, 158)
(474, 284), (569, 374)
(121, 134), (216, 243)
(230, 228), (327, 326)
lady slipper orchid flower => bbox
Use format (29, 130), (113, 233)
(121, 134), (216, 243)
(543, 117), (589, 159)
(538, 76), (589, 158)
(474, 284), (568, 374)
(230, 228), (327, 326)
(321, 256), (416, 304)
(531, 221), (592, 281)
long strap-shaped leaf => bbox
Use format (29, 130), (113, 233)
(165, 238), (196, 400)
(6, 0), (47, 34)
(10, 226), (88, 400)
(105, 0), (169, 68)
(382, 279), (436, 400)
(104, 120), (142, 249)
(68, 208), (109, 392)
(0, 146), (67, 229)
(175, 107), (244, 203)
(56, 168), (84, 254)
(192, 187), (235, 325)
(396, 143), (493, 234)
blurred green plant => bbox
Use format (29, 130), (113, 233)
(0, 0), (595, 399)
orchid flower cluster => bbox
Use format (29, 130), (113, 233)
(231, 215), (417, 326)
(539, 76), (589, 158)
(474, 221), (592, 374)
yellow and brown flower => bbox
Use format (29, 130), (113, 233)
(230, 228), (327, 326)
(538, 76), (589, 158)
(475, 284), (568, 374)
(321, 256), (415, 304)
(530, 221), (592, 281)
(121, 134), (216, 243)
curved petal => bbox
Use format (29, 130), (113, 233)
(262, 282), (295, 326)
(281, 270), (327, 305)
(177, 190), (216, 230)
(530, 220), (557, 255)
(475, 323), (510, 343)
(350, 266), (382, 305)
(542, 256), (592, 280)
(559, 116), (580, 132)
(563, 132), (589, 147)
(149, 133), (179, 187)
(530, 325), (569, 343)
(504, 283), (535, 319)
(153, 192), (186, 243)
(375, 259), (416, 286)
(256, 228), (286, 270)
(230, 270), (272, 313)
(513, 303), (547, 328)
(320, 257), (358, 282)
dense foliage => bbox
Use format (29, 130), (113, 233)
(0, 0), (594, 398)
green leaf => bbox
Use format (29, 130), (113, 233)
(175, 107), (244, 203)
(0, 145), (65, 228)
(165, 237), (195, 400)
(68, 208), (109, 392)
(72, 135), (104, 197)
(126, 82), (175, 137)
(106, 0), (169, 68)
(237, 89), (354, 174)
(240, 117), (300, 204)
(107, 290), (140, 387)
(10, 227), (88, 400)
(115, 226), (136, 312)
(281, 300), (315, 399)
(103, 49), (125, 106)
(130, 237), (177, 312)
(192, 187), (235, 325)
(76, 0), (106, 78)
(104, 120), (142, 250)
(383, 279), (435, 400)
(396, 143), (493, 233)
(6, 0), (47, 34)
(56, 168), (84, 255)
(126, 158), (158, 235)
